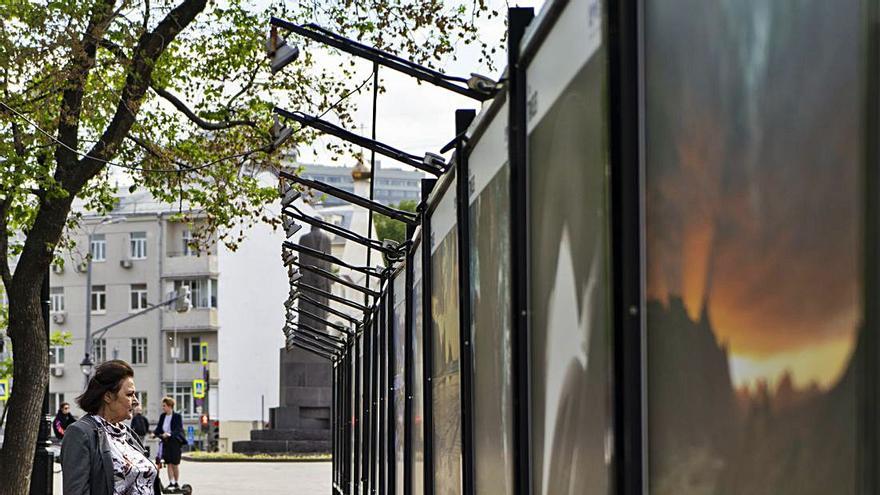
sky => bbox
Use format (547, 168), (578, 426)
(293, 0), (547, 170)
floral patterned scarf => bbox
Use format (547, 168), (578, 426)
(91, 415), (158, 494)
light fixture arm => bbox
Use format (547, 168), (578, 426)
(274, 109), (446, 177)
(269, 18), (496, 101)
(282, 205), (399, 257)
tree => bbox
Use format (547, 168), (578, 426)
(374, 199), (419, 245)
(0, 1), (496, 490)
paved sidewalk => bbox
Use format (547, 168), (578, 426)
(54, 460), (332, 494)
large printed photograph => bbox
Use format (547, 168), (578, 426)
(469, 164), (514, 495)
(410, 244), (425, 495)
(527, 21), (611, 495)
(431, 229), (462, 495)
(644, 0), (863, 493)
(393, 273), (407, 495)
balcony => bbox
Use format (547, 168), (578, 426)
(163, 253), (218, 278)
(163, 307), (218, 330)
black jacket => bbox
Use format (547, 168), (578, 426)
(61, 415), (160, 495)
(131, 413), (150, 437)
(154, 412), (186, 445)
(53, 412), (77, 439)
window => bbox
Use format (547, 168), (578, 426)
(131, 338), (148, 365)
(130, 284), (148, 311)
(173, 279), (217, 309)
(187, 336), (202, 363)
(91, 285), (106, 313)
(49, 393), (65, 415)
(49, 345), (65, 368)
(130, 232), (147, 259)
(182, 230), (196, 256)
(135, 391), (148, 415)
(50, 287), (64, 313)
(164, 385), (196, 419)
(90, 234), (106, 262)
(92, 338), (106, 363)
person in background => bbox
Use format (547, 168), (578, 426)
(154, 397), (186, 490)
(131, 404), (150, 443)
(52, 402), (77, 441)
(61, 360), (158, 494)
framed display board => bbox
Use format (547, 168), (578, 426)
(643, 0), (863, 493)
(430, 181), (463, 495)
(523, 0), (612, 493)
(467, 98), (515, 495)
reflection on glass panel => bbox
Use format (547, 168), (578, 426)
(469, 165), (514, 494)
(393, 273), (407, 495)
(644, 1), (862, 494)
(431, 230), (462, 495)
(410, 243), (425, 495)
(527, 22), (611, 495)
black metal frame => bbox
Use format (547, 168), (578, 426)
(506, 8), (535, 495)
(454, 109), (478, 495)
(404, 226), (417, 495)
(269, 17), (495, 102)
(607, 0), (644, 491)
(291, 259), (381, 299)
(280, 170), (419, 226)
(420, 178), (436, 495)
(275, 109), (447, 177)
(283, 241), (384, 278)
(862, 0), (880, 491)
(283, 205), (400, 257)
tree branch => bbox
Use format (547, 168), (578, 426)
(53, 0), (119, 169)
(151, 85), (257, 131)
(70, 0), (210, 189)
(0, 198), (13, 290)
(97, 38), (130, 64)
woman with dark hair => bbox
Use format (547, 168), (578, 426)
(52, 402), (77, 440)
(61, 360), (158, 494)
(153, 397), (186, 489)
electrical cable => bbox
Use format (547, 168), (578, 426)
(0, 68), (374, 174)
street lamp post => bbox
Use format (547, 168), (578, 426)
(81, 217), (124, 388)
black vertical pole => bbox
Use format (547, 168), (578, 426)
(379, 289), (388, 495)
(354, 335), (361, 495)
(386, 278), (396, 495)
(454, 109), (478, 495)
(31, 268), (54, 495)
(404, 223), (416, 495)
(421, 178), (436, 495)
(862, 0), (880, 492)
(507, 8), (535, 495)
(363, 318), (372, 495)
(609, 0), (645, 493)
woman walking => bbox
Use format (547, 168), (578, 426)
(52, 402), (77, 440)
(61, 359), (159, 494)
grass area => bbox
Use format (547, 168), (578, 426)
(183, 451), (331, 463)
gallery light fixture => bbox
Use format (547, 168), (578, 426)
(269, 18), (499, 101)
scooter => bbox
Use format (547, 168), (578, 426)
(154, 459), (193, 494)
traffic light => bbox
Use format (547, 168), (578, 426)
(199, 414), (209, 433)
(211, 420), (220, 452)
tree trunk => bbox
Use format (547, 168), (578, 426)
(0, 286), (48, 495)
(0, 193), (73, 494)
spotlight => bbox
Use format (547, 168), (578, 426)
(266, 26), (300, 74)
(466, 73), (498, 94)
(281, 183), (302, 208)
(283, 217), (302, 238)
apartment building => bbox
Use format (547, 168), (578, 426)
(44, 187), (297, 451)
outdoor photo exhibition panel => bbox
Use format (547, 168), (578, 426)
(524, 0), (612, 493)
(466, 98), (515, 495)
(430, 179), (463, 495)
(410, 240), (426, 495)
(393, 270), (407, 495)
(643, 0), (864, 494)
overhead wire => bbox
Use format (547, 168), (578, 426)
(0, 66), (375, 174)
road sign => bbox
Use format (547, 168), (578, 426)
(192, 379), (206, 399)
(0, 379), (7, 401)
(186, 425), (195, 444)
(200, 342), (209, 365)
